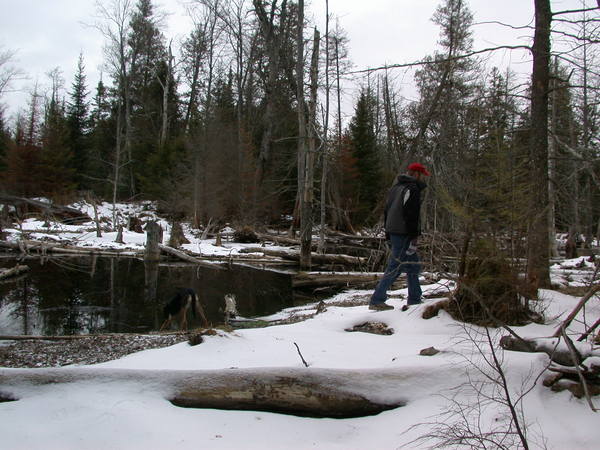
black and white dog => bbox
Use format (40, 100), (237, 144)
(160, 288), (208, 331)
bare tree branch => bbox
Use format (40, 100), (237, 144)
(348, 45), (531, 75)
(552, 6), (600, 17)
(559, 327), (598, 412)
(552, 284), (600, 338)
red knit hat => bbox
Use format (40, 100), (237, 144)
(407, 162), (430, 176)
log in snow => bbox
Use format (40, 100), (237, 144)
(158, 244), (225, 270)
(0, 194), (91, 224)
(0, 367), (405, 418)
(292, 272), (383, 289)
(240, 247), (364, 267)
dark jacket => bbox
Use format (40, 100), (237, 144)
(384, 175), (427, 238)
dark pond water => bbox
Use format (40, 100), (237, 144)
(0, 256), (316, 336)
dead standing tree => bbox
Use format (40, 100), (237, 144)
(92, 0), (134, 228)
(252, 0), (289, 204)
(527, 0), (552, 291)
(295, 0), (320, 269)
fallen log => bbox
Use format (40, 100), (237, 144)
(0, 367), (406, 418)
(499, 335), (598, 366)
(292, 272), (385, 289)
(240, 247), (364, 267)
(0, 240), (141, 257)
(0, 265), (29, 280)
(256, 232), (387, 254)
(158, 244), (225, 270)
(0, 194), (91, 224)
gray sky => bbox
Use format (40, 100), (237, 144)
(0, 0), (592, 121)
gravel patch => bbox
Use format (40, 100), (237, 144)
(0, 334), (191, 368)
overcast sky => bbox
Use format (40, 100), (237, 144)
(0, 0), (592, 121)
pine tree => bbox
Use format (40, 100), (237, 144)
(348, 88), (382, 225)
(67, 53), (90, 190)
(87, 78), (116, 197)
(40, 88), (76, 199)
(127, 0), (169, 196)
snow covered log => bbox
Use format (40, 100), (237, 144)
(0, 240), (141, 257)
(0, 195), (91, 224)
(500, 335), (600, 366)
(0, 367), (406, 418)
(158, 244), (225, 270)
(239, 247), (364, 267)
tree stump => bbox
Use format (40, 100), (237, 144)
(144, 221), (163, 262)
(168, 221), (189, 248)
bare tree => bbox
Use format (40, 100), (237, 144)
(93, 0), (134, 227)
(318, 0), (331, 253)
(0, 46), (25, 99)
(252, 0), (289, 194)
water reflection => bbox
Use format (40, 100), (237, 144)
(0, 257), (307, 336)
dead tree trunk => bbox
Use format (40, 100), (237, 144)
(0, 367), (405, 418)
(296, 0), (309, 267)
(527, 0), (552, 290)
(299, 27), (320, 269)
(253, 0), (288, 196)
(144, 221), (163, 262)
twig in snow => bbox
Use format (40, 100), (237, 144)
(294, 342), (309, 367)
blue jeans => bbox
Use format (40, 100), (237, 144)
(370, 233), (422, 305)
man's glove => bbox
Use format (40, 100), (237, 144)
(406, 239), (418, 255)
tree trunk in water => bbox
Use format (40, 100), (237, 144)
(527, 0), (552, 290)
(144, 221), (163, 262)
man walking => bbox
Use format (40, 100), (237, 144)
(369, 162), (430, 311)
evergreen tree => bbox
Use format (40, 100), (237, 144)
(67, 53), (90, 190)
(40, 90), (76, 199)
(88, 78), (116, 197)
(412, 0), (477, 234)
(348, 88), (382, 225)
(127, 0), (169, 196)
(3, 113), (42, 196)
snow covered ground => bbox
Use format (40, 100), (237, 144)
(1, 201), (599, 449)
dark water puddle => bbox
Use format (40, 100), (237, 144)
(0, 256), (317, 336)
